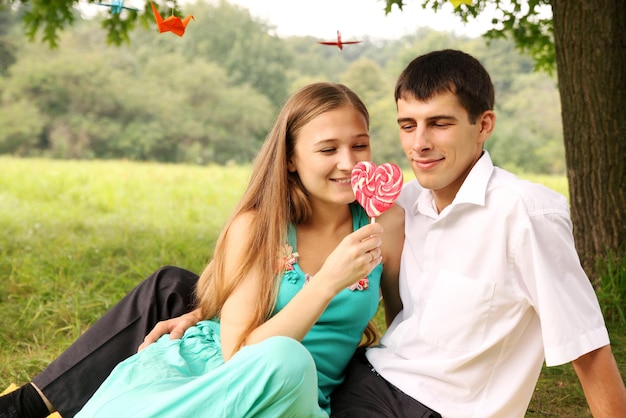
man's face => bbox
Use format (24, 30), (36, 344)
(397, 91), (494, 211)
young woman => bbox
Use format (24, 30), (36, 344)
(73, 82), (404, 417)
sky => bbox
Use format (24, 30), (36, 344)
(224, 0), (497, 40)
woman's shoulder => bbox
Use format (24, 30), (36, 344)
(227, 210), (258, 239)
(231, 210), (257, 227)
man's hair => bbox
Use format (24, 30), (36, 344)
(395, 49), (495, 123)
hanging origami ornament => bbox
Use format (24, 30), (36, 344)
(150, 2), (195, 37)
(449, 0), (472, 8)
(97, 0), (139, 14)
(318, 30), (362, 50)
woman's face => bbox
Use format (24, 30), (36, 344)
(288, 105), (371, 208)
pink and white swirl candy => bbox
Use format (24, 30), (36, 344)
(351, 162), (403, 218)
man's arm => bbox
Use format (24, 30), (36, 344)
(572, 344), (626, 416)
(137, 308), (203, 351)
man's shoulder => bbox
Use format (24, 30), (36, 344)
(489, 168), (569, 217)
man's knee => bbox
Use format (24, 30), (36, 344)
(140, 266), (199, 317)
(152, 266), (198, 292)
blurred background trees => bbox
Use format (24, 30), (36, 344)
(0, 1), (563, 171)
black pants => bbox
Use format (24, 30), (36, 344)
(32, 266), (199, 418)
(331, 348), (441, 418)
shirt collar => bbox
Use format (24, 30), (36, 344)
(414, 150), (495, 218)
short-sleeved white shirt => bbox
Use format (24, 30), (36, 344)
(366, 151), (609, 418)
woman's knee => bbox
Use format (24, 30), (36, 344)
(252, 336), (317, 388)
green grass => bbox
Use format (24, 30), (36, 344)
(0, 157), (250, 385)
(1, 157), (624, 417)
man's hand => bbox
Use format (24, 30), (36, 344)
(138, 308), (203, 352)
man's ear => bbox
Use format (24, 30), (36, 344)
(477, 110), (496, 145)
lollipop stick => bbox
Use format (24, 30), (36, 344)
(371, 217), (376, 224)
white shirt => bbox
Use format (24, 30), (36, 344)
(366, 151), (609, 418)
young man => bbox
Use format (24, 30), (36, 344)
(330, 49), (626, 417)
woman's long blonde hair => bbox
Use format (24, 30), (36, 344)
(195, 82), (373, 348)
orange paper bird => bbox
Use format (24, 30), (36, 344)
(318, 31), (362, 50)
(151, 2), (194, 37)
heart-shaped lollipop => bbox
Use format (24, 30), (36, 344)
(351, 161), (403, 220)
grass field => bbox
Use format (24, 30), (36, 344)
(1, 156), (623, 416)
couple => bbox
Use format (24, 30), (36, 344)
(2, 49), (625, 418)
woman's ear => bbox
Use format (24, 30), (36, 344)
(287, 159), (296, 173)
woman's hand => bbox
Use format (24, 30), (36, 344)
(137, 308), (203, 352)
(315, 222), (383, 294)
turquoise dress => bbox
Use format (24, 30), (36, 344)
(76, 203), (382, 418)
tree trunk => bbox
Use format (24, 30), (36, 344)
(550, 0), (626, 281)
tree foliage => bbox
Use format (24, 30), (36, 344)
(0, 3), (17, 74)
(385, 0), (555, 72)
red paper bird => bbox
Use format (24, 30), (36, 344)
(150, 2), (195, 37)
(318, 31), (362, 50)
